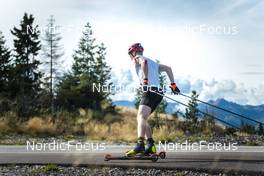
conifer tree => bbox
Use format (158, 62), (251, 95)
(185, 90), (199, 123)
(42, 15), (64, 114)
(57, 23), (113, 113)
(0, 31), (11, 96)
(11, 13), (42, 117)
(185, 90), (199, 133)
(0, 31), (12, 113)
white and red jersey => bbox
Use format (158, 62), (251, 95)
(135, 55), (160, 88)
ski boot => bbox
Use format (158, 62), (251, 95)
(144, 138), (157, 156)
(126, 138), (145, 157)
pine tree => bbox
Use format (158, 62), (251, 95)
(11, 13), (42, 118)
(72, 23), (96, 76)
(185, 90), (199, 122)
(0, 31), (12, 113)
(93, 43), (113, 111)
(185, 90), (199, 133)
(57, 23), (113, 113)
(0, 31), (11, 96)
(42, 15), (64, 114)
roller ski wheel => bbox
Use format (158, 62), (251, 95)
(150, 154), (159, 162)
(104, 154), (111, 161)
(158, 151), (166, 159)
(144, 151), (166, 159)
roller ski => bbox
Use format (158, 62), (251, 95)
(104, 150), (166, 162)
(104, 153), (160, 162)
(104, 139), (166, 162)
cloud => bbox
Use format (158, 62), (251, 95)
(190, 79), (264, 105)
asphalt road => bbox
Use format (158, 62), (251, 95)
(0, 145), (263, 174)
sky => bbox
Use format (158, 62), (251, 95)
(0, 0), (264, 105)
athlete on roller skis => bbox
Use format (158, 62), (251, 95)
(126, 43), (180, 157)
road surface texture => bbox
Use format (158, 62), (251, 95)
(0, 145), (263, 175)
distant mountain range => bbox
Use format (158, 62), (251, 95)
(113, 98), (264, 127)
(199, 98), (264, 127)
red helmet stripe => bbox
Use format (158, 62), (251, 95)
(128, 43), (144, 55)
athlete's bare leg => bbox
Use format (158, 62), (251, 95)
(137, 105), (157, 155)
(145, 124), (152, 139)
(137, 105), (152, 138)
(126, 105), (152, 156)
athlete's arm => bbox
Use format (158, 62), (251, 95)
(138, 57), (148, 82)
(159, 64), (174, 83)
(159, 64), (180, 94)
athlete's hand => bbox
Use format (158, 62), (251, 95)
(170, 83), (180, 94)
(143, 78), (148, 85)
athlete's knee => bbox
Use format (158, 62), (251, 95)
(137, 114), (146, 123)
(137, 105), (151, 120)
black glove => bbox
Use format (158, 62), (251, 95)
(170, 83), (180, 94)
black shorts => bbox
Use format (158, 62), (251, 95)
(139, 87), (163, 113)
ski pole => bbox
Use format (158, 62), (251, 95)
(178, 92), (264, 125)
(153, 91), (240, 129)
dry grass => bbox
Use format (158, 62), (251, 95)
(0, 107), (226, 142)
(83, 107), (138, 142)
(83, 107), (180, 142)
(153, 126), (184, 142)
(83, 120), (137, 142)
(0, 107), (181, 142)
(21, 117), (57, 136)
